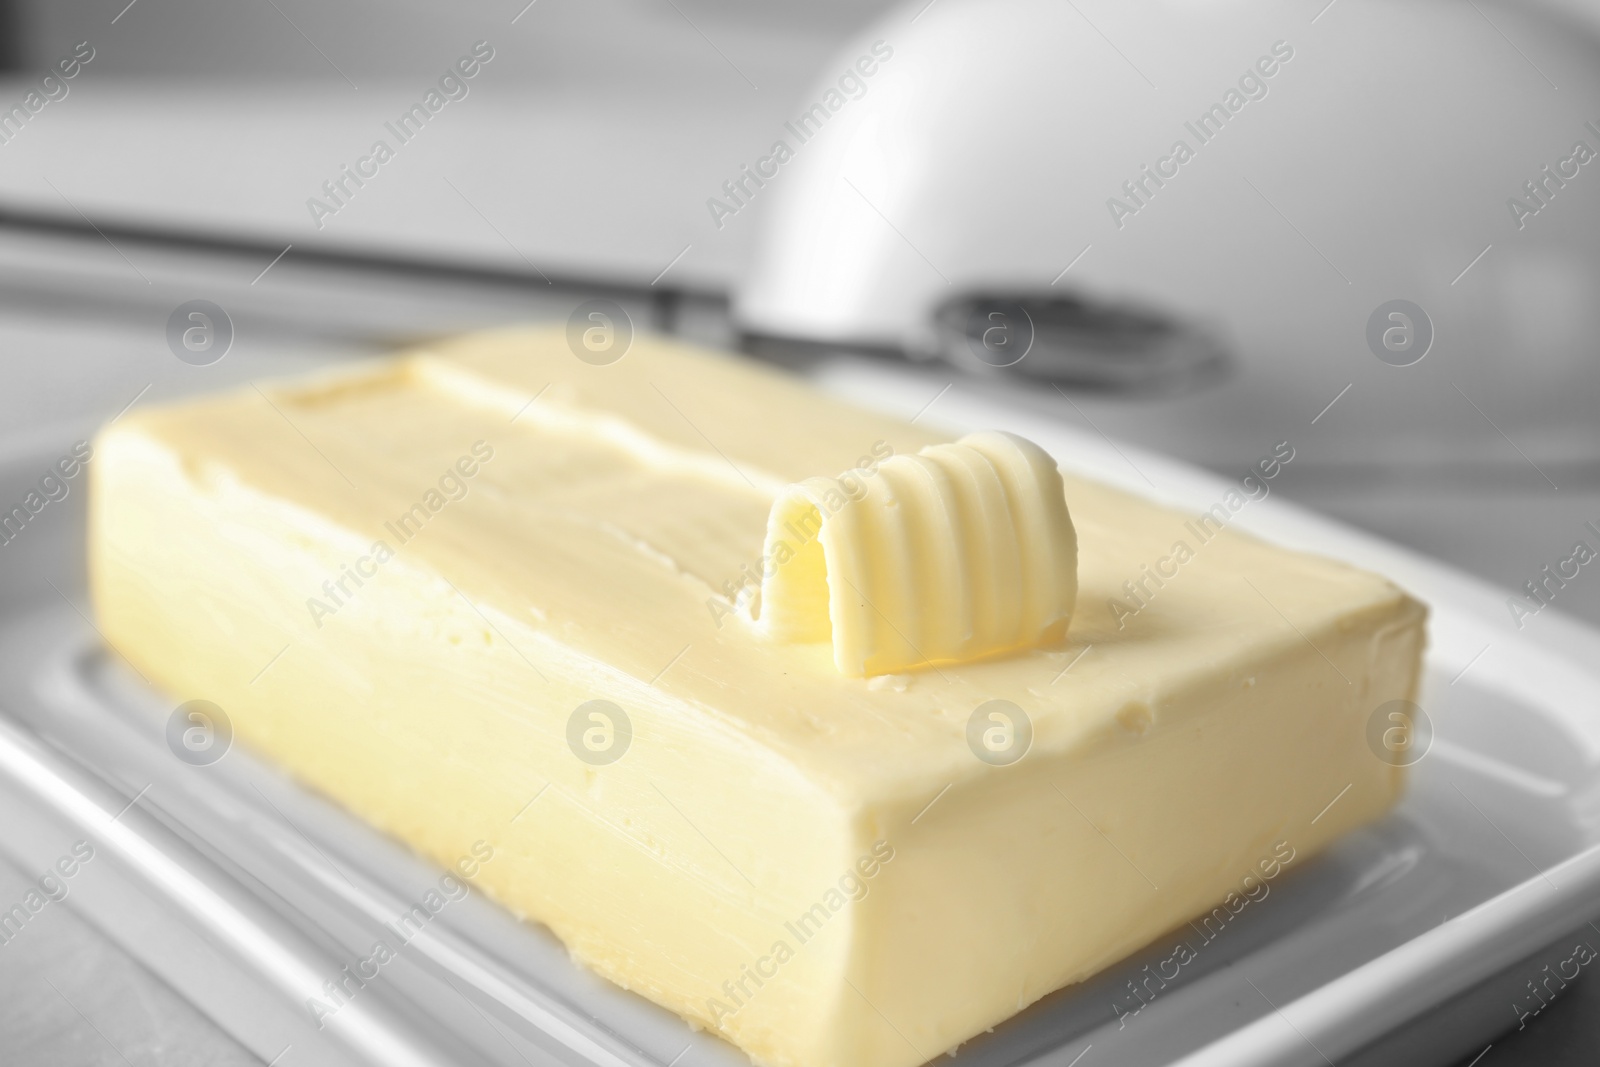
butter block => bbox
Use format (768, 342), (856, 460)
(90, 328), (1426, 1067)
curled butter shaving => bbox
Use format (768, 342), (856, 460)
(750, 431), (1077, 677)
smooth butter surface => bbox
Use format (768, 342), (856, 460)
(91, 327), (1426, 1067)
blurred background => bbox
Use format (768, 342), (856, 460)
(1, 0), (1598, 628)
(1, 0), (1598, 1063)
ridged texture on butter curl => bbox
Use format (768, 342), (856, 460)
(749, 431), (1078, 676)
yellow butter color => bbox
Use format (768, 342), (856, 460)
(91, 327), (1426, 1067)
(752, 431), (1078, 677)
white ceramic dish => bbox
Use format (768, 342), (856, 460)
(1, 356), (1597, 1067)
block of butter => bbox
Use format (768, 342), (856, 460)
(91, 327), (1425, 1067)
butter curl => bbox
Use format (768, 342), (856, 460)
(749, 431), (1077, 677)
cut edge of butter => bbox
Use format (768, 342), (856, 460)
(747, 430), (1078, 677)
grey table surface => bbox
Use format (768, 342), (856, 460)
(0, 853), (260, 1067)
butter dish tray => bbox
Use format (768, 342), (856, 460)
(2, 355), (1599, 1067)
